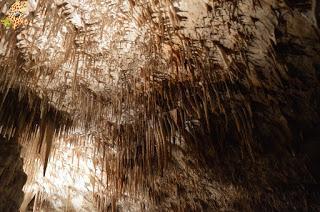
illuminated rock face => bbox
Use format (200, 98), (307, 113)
(21, 136), (100, 211)
(0, 0), (320, 211)
(21, 133), (150, 211)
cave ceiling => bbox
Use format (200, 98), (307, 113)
(0, 0), (320, 211)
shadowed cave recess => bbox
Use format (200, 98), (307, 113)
(0, 0), (320, 211)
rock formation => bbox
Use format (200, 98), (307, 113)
(0, 0), (320, 211)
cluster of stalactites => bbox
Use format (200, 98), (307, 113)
(0, 0), (296, 210)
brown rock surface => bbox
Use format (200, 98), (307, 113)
(0, 0), (319, 211)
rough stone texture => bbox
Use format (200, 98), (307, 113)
(0, 0), (320, 211)
(149, 142), (320, 211)
(0, 138), (27, 212)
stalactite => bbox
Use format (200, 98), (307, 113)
(0, 0), (319, 211)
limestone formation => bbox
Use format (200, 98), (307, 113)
(0, 0), (319, 211)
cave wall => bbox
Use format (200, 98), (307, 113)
(0, 0), (320, 211)
(0, 86), (71, 212)
(274, 1), (320, 180)
(144, 0), (320, 210)
(0, 137), (26, 212)
(146, 21), (320, 209)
